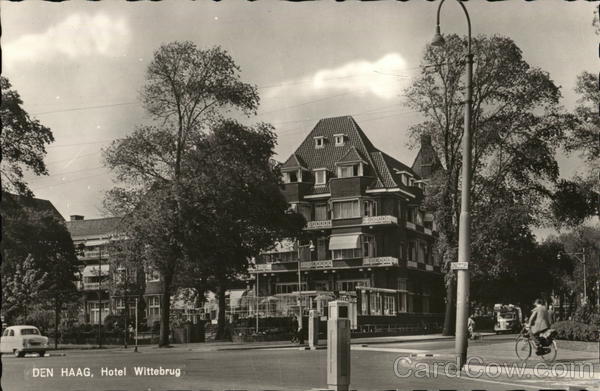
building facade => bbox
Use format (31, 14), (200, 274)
(251, 116), (444, 327)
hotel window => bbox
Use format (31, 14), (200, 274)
(275, 282), (307, 294)
(408, 241), (416, 261)
(418, 241), (427, 263)
(422, 296), (430, 313)
(332, 199), (360, 219)
(370, 292), (382, 315)
(384, 295), (396, 316)
(314, 169), (327, 185)
(363, 200), (377, 217)
(406, 207), (415, 223)
(332, 248), (361, 260)
(338, 164), (360, 178)
(398, 278), (408, 313)
(147, 296), (161, 317)
(416, 210), (424, 225)
(336, 279), (370, 292)
(398, 242), (406, 260)
(314, 136), (325, 149)
(314, 204), (328, 221)
(145, 267), (160, 282)
(317, 238), (329, 260)
(362, 235), (376, 258)
(360, 291), (369, 315)
(115, 298), (125, 311)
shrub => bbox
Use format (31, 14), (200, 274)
(552, 320), (599, 342)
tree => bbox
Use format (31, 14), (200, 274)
(104, 41), (260, 346)
(1, 195), (79, 346)
(405, 35), (572, 334)
(179, 120), (306, 338)
(552, 9), (600, 226)
(1, 76), (54, 196)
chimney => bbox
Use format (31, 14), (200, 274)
(420, 134), (432, 146)
(70, 215), (84, 221)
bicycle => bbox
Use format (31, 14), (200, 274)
(514, 325), (558, 362)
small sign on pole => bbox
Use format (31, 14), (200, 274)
(451, 262), (469, 271)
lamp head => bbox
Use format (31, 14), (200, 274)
(431, 25), (446, 47)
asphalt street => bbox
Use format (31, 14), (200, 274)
(2, 335), (598, 391)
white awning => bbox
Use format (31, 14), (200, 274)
(328, 234), (361, 250)
(82, 264), (109, 277)
(85, 239), (109, 247)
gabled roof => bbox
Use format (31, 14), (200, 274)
(411, 135), (444, 179)
(280, 153), (307, 171)
(66, 216), (122, 239)
(282, 115), (421, 195)
(2, 192), (64, 221)
(336, 146), (367, 165)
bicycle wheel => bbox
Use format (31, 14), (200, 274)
(541, 340), (558, 363)
(515, 336), (532, 361)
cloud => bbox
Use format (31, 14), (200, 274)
(4, 13), (131, 67)
(266, 53), (410, 101)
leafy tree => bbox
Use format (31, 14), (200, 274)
(1, 195), (79, 346)
(104, 41), (260, 346)
(1, 76), (54, 196)
(405, 35), (572, 334)
(179, 120), (306, 338)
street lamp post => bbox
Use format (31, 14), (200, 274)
(431, 0), (473, 368)
(297, 240), (315, 333)
(558, 249), (587, 305)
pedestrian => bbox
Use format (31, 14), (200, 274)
(467, 314), (475, 339)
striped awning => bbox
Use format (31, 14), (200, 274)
(328, 234), (360, 250)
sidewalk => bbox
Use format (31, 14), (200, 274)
(48, 332), (457, 353)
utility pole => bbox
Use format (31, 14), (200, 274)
(98, 245), (103, 349)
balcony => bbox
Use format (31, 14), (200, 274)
(363, 257), (399, 267)
(405, 221), (435, 236)
(254, 264), (273, 272)
(79, 251), (109, 260)
(306, 220), (332, 230)
(81, 282), (109, 291)
(329, 176), (372, 198)
(300, 260), (333, 269)
(362, 215), (397, 226)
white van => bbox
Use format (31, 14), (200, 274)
(0, 325), (48, 357)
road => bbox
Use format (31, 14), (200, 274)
(2, 335), (598, 391)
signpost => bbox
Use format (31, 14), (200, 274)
(451, 262), (469, 271)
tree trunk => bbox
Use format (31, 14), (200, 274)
(54, 300), (60, 350)
(215, 281), (228, 340)
(442, 280), (455, 336)
(158, 274), (173, 347)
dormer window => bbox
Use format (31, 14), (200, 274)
(334, 134), (345, 147)
(338, 164), (361, 178)
(314, 169), (327, 185)
(314, 136), (325, 149)
(283, 170), (301, 183)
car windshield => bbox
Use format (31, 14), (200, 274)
(20, 328), (40, 335)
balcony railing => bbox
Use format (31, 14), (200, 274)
(81, 282), (109, 291)
(362, 215), (398, 226)
(300, 260), (333, 269)
(306, 220), (332, 230)
(363, 257), (399, 267)
(253, 264), (273, 272)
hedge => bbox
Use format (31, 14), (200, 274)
(552, 320), (599, 342)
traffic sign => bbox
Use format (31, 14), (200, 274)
(450, 262), (469, 270)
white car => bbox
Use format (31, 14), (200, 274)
(1, 325), (49, 357)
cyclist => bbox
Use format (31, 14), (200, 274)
(527, 298), (551, 355)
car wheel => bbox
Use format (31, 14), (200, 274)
(39, 351), (46, 357)
(14, 349), (23, 358)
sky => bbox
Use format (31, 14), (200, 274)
(2, 0), (597, 238)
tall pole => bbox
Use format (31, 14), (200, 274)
(98, 245), (102, 349)
(255, 273), (259, 333)
(134, 297), (139, 353)
(582, 249), (587, 305)
(297, 242), (303, 332)
(432, 0), (473, 368)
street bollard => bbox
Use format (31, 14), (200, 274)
(308, 309), (319, 350)
(327, 301), (351, 391)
